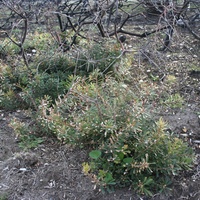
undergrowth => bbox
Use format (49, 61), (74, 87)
(0, 35), (121, 110)
(0, 30), (195, 196)
(34, 76), (194, 195)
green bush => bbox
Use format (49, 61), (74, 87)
(76, 41), (121, 75)
(24, 32), (55, 51)
(0, 193), (8, 200)
(161, 93), (184, 109)
(0, 59), (73, 109)
(10, 118), (43, 150)
(1, 65), (30, 90)
(0, 89), (27, 110)
(35, 76), (194, 195)
(0, 37), (122, 111)
(23, 72), (72, 106)
(36, 54), (76, 74)
(1, 38), (21, 55)
(36, 77), (139, 144)
(0, 64), (28, 110)
(84, 118), (193, 194)
(1, 30), (194, 196)
(33, 40), (121, 76)
(0, 67), (65, 109)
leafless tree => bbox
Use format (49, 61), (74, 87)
(0, 0), (199, 53)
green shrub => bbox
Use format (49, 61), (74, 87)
(76, 41), (121, 75)
(36, 54), (76, 74)
(24, 32), (55, 51)
(84, 118), (193, 194)
(9, 118), (44, 150)
(36, 76), (140, 145)
(0, 60), (73, 109)
(1, 29), (194, 196)
(0, 64), (30, 92)
(161, 93), (184, 109)
(35, 76), (194, 195)
(2, 38), (21, 55)
(23, 72), (72, 106)
(0, 37), (123, 111)
(35, 40), (121, 76)
(0, 193), (8, 200)
(0, 89), (28, 110)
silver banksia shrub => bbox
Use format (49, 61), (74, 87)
(37, 75), (194, 195)
(37, 75), (145, 145)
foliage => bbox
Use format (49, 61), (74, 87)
(36, 55), (76, 74)
(161, 93), (184, 109)
(165, 75), (177, 85)
(36, 76), (139, 145)
(76, 41), (121, 75)
(0, 193), (8, 200)
(24, 32), (56, 51)
(0, 35), (122, 111)
(35, 76), (194, 195)
(1, 38), (21, 55)
(0, 63), (72, 109)
(0, 0), (197, 197)
(23, 72), (72, 106)
(0, 28), (194, 196)
(0, 89), (24, 110)
(83, 117), (194, 195)
(9, 118), (43, 150)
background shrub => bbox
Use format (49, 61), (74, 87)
(0, 37), (122, 110)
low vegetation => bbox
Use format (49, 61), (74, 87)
(1, 0), (199, 197)
(1, 29), (195, 196)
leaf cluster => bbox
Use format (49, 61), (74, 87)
(36, 76), (194, 195)
(0, 31), (195, 196)
(0, 35), (121, 110)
